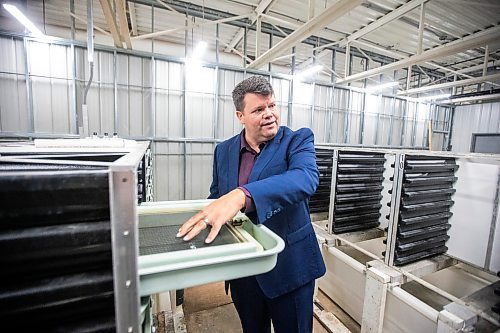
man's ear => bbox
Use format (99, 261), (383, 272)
(236, 111), (245, 124)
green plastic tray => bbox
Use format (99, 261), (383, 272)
(137, 200), (285, 296)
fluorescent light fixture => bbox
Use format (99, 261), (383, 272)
(363, 81), (399, 93)
(293, 65), (323, 81)
(191, 41), (207, 60)
(417, 93), (451, 102)
(3, 4), (44, 36)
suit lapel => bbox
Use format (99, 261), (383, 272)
(227, 135), (240, 191)
(249, 127), (284, 182)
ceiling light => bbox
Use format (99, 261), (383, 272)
(3, 4), (44, 36)
(417, 93), (451, 102)
(293, 65), (323, 82)
(363, 81), (399, 93)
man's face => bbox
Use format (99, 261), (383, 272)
(236, 93), (280, 146)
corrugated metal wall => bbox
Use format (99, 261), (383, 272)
(0, 35), (448, 201)
(451, 102), (500, 153)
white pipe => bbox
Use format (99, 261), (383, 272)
(327, 246), (366, 274)
(390, 286), (439, 321)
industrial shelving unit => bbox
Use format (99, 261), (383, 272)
(310, 148), (334, 214)
(0, 140), (150, 332)
(385, 154), (458, 266)
(328, 150), (386, 234)
(312, 147), (500, 333)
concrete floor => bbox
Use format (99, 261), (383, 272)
(182, 282), (360, 333)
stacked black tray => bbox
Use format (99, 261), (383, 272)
(310, 148), (334, 213)
(392, 155), (458, 266)
(332, 151), (385, 233)
(0, 162), (116, 332)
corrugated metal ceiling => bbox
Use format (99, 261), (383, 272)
(3, 0), (500, 97)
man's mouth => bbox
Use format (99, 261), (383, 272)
(262, 121), (275, 127)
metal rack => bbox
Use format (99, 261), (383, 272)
(328, 150), (386, 234)
(0, 141), (149, 332)
(385, 154), (458, 266)
(314, 148), (500, 333)
(310, 148), (334, 214)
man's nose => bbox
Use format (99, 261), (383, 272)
(263, 106), (273, 117)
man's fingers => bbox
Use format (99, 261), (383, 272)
(182, 220), (208, 241)
(205, 222), (223, 244)
(177, 213), (205, 237)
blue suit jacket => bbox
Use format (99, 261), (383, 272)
(208, 126), (326, 298)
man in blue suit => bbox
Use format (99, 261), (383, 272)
(177, 76), (326, 333)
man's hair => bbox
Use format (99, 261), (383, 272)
(232, 76), (274, 112)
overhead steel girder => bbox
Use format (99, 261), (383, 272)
(349, 39), (499, 87)
(131, 14), (252, 41)
(116, 0), (132, 48)
(399, 72), (500, 95)
(295, 0), (428, 69)
(224, 0), (277, 52)
(127, 0), (444, 77)
(247, 0), (362, 69)
(128, 2), (138, 36)
(339, 0), (429, 48)
(99, 0), (122, 47)
(447, 93), (500, 104)
(336, 25), (500, 84)
(445, 60), (499, 76)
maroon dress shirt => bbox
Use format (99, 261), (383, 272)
(238, 131), (265, 213)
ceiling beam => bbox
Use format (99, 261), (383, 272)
(255, 15), (262, 57)
(339, 0), (429, 47)
(128, 2), (138, 36)
(298, 0), (427, 70)
(398, 73), (500, 95)
(349, 39), (499, 87)
(308, 0), (315, 20)
(132, 13), (251, 40)
(248, 0), (362, 69)
(428, 62), (500, 87)
(156, 0), (180, 14)
(69, 12), (111, 36)
(445, 59), (499, 76)
(336, 25), (500, 84)
(99, 0), (122, 47)
(224, 0), (277, 52)
(215, 36), (253, 64)
(116, 0), (132, 48)
(127, 0), (443, 77)
(447, 93), (500, 104)
(259, 13), (300, 31)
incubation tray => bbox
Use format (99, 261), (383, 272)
(137, 200), (285, 296)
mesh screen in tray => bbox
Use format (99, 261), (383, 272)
(139, 224), (242, 256)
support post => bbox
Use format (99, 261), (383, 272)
(360, 267), (390, 333)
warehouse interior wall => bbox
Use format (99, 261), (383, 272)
(451, 102), (500, 153)
(0, 34), (452, 201)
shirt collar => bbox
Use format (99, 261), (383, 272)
(240, 130), (265, 154)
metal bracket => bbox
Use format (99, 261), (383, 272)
(385, 153), (405, 266)
(327, 149), (339, 235)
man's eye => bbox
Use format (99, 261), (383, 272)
(269, 104), (275, 109)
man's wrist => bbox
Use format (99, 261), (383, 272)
(233, 187), (247, 210)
